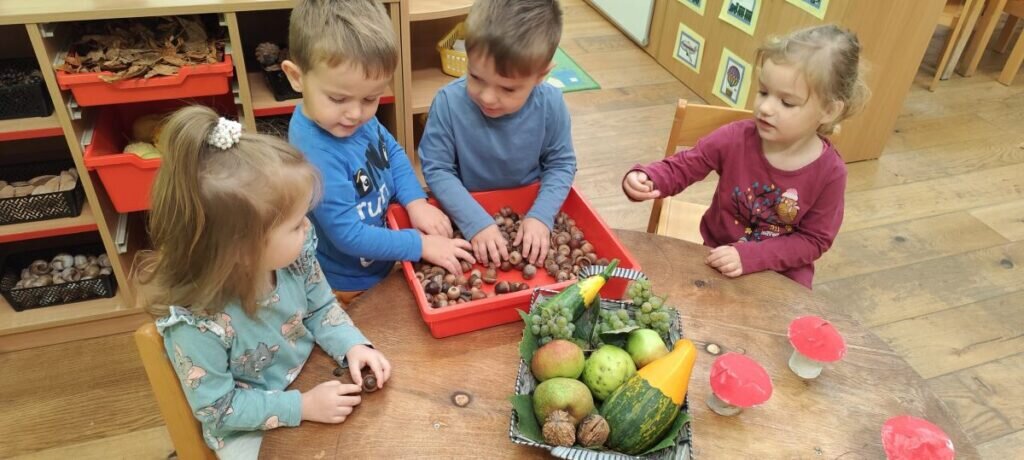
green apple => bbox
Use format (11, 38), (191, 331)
(582, 345), (636, 400)
(532, 377), (595, 424)
(626, 329), (669, 368)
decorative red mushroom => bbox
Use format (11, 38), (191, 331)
(787, 315), (846, 379)
(706, 352), (773, 416)
(881, 415), (955, 460)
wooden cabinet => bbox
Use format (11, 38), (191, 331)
(595, 0), (945, 162)
(0, 0), (413, 351)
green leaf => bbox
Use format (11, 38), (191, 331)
(509, 394), (544, 443)
(518, 309), (538, 363)
(640, 410), (692, 455)
(598, 324), (639, 349)
(572, 295), (599, 348)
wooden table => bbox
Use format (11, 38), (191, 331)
(261, 231), (978, 459)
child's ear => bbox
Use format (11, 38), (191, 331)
(281, 60), (304, 93)
(535, 61), (556, 86)
(819, 99), (845, 126)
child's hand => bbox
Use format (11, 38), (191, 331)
(300, 380), (362, 424)
(514, 217), (550, 265)
(622, 170), (660, 201)
(407, 199), (453, 237)
(346, 344), (392, 391)
(706, 246), (743, 278)
(471, 224), (509, 266)
(422, 234), (475, 275)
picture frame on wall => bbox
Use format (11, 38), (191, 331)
(678, 0), (705, 16)
(719, 0), (761, 36)
(673, 22), (705, 72)
(785, 0), (830, 20)
(713, 47), (752, 108)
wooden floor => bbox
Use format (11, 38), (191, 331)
(2, 2), (1022, 458)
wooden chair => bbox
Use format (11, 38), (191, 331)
(646, 100), (752, 243)
(929, 0), (983, 91)
(997, 0), (1024, 85)
(134, 323), (218, 460)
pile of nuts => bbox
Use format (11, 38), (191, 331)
(13, 252), (113, 289)
(413, 207), (608, 309)
(0, 168), (79, 198)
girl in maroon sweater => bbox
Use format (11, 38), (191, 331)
(623, 25), (870, 289)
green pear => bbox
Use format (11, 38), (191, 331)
(626, 329), (669, 368)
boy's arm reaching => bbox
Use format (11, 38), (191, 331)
(418, 91), (494, 240)
(525, 96), (576, 230)
(734, 171), (846, 275)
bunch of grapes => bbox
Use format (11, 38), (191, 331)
(530, 305), (576, 346)
(595, 308), (637, 334)
(627, 279), (674, 335)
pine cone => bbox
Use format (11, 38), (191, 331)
(542, 410), (577, 447)
(576, 414), (610, 448)
(254, 42), (281, 68)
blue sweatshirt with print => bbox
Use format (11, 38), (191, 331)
(289, 108), (426, 290)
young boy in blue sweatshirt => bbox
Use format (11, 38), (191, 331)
(418, 0), (577, 267)
(282, 0), (474, 301)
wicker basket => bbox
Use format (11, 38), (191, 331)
(0, 58), (54, 121)
(0, 243), (117, 311)
(0, 161), (85, 226)
(509, 266), (693, 459)
(437, 22), (468, 78)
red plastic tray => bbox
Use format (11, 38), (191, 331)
(83, 96), (236, 213)
(56, 55), (234, 107)
(386, 183), (641, 338)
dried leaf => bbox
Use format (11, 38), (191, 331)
(145, 64), (178, 79)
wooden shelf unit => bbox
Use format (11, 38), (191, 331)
(0, 201), (98, 244)
(249, 71), (397, 117)
(0, 113), (64, 142)
(410, 67), (456, 114)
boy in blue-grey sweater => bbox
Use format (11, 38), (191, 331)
(419, 0), (577, 267)
(282, 0), (474, 301)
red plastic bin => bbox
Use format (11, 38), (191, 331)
(386, 183), (641, 339)
(83, 97), (236, 213)
(56, 55), (234, 107)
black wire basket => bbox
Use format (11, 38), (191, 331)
(0, 161), (85, 226)
(0, 243), (117, 311)
(0, 58), (54, 121)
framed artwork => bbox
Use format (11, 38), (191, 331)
(786, 0), (830, 19)
(678, 0), (705, 16)
(673, 22), (705, 72)
(719, 0), (761, 36)
(713, 47), (752, 108)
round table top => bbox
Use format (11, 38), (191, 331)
(260, 230), (976, 459)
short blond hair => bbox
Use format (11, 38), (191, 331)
(137, 106), (321, 317)
(288, 0), (398, 78)
(757, 24), (870, 135)
(465, 0), (563, 77)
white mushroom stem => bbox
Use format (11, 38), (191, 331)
(788, 350), (824, 379)
(706, 392), (742, 416)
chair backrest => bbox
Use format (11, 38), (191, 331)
(134, 322), (218, 460)
(647, 99), (752, 233)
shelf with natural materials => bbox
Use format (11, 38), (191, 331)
(409, 0), (473, 21)
(0, 291), (130, 336)
(249, 71), (397, 117)
(0, 201), (98, 244)
(410, 67), (456, 114)
(0, 113), (64, 142)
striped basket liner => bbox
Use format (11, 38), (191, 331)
(508, 265), (693, 459)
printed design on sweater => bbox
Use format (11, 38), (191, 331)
(281, 312), (308, 346)
(172, 344), (207, 389)
(731, 182), (797, 241)
(263, 415), (281, 430)
(350, 125), (396, 268)
(321, 302), (354, 327)
(230, 342), (280, 380)
(196, 312), (236, 343)
(197, 391), (235, 430)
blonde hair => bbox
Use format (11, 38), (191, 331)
(137, 106), (321, 317)
(465, 0), (563, 77)
(288, 0), (398, 78)
(756, 24), (871, 135)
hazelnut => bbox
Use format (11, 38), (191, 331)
(509, 251), (523, 265)
(571, 249), (584, 260)
(443, 273), (457, 285)
(557, 245), (571, 257)
(455, 275), (468, 287)
(470, 276), (483, 289)
(574, 256), (591, 267)
(586, 253), (598, 263)
(576, 414), (610, 448)
(514, 282), (530, 292)
(596, 258), (610, 266)
(545, 261), (559, 276)
(470, 269), (482, 279)
(495, 281), (511, 294)
(522, 264), (537, 280)
(471, 288), (487, 300)
(580, 242), (594, 254)
(556, 271), (571, 282)
(554, 232), (570, 246)
(569, 233), (584, 250)
(446, 286), (462, 300)
(542, 410), (577, 447)
(500, 261), (513, 272)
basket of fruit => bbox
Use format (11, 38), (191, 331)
(509, 265), (694, 459)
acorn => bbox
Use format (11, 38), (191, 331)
(545, 261), (559, 276)
(554, 232), (571, 246)
(556, 271), (571, 282)
(471, 288), (487, 300)
(455, 275), (468, 287)
(447, 286), (462, 300)
(444, 273), (457, 285)
(460, 260), (473, 273)
(483, 267), (498, 284)
(500, 261), (513, 272)
(580, 242), (594, 254)
(557, 245), (571, 257)
(470, 276), (483, 289)
(509, 251), (523, 266)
